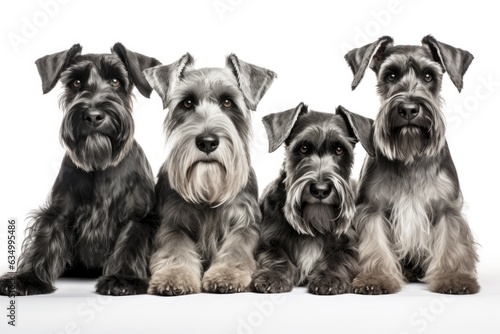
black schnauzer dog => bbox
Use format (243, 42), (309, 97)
(0, 43), (160, 296)
(253, 103), (373, 295)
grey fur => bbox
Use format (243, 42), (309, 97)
(145, 54), (276, 295)
(253, 104), (373, 295)
(345, 36), (479, 294)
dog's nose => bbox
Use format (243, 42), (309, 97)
(310, 183), (332, 200)
(83, 110), (105, 127)
(398, 103), (420, 121)
(196, 134), (219, 154)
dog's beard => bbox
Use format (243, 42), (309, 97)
(374, 96), (446, 164)
(184, 161), (228, 205)
(301, 204), (337, 235)
(69, 133), (114, 172)
(166, 128), (250, 206)
(283, 171), (355, 236)
(392, 125), (428, 161)
(61, 102), (134, 172)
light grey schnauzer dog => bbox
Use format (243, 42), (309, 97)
(344, 35), (479, 294)
(253, 103), (373, 295)
(143, 54), (276, 295)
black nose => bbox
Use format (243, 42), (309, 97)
(83, 110), (105, 127)
(196, 134), (219, 154)
(398, 103), (420, 121)
(310, 183), (332, 200)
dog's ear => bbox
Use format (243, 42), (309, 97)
(226, 54), (277, 111)
(262, 102), (308, 153)
(421, 35), (473, 92)
(35, 44), (82, 94)
(336, 105), (375, 157)
(344, 36), (393, 90)
(111, 43), (162, 98)
(143, 53), (194, 109)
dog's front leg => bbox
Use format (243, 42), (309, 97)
(352, 206), (405, 294)
(148, 225), (202, 296)
(0, 210), (72, 295)
(96, 216), (156, 296)
(308, 231), (359, 295)
(424, 206), (480, 294)
(202, 230), (258, 293)
(202, 206), (259, 294)
(252, 243), (297, 293)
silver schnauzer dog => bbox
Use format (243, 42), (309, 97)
(253, 103), (373, 295)
(0, 43), (160, 296)
(345, 35), (479, 294)
(143, 53), (276, 295)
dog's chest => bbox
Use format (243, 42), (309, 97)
(71, 174), (127, 265)
(371, 163), (455, 257)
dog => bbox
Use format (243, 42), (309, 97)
(252, 103), (373, 295)
(0, 43), (160, 296)
(344, 35), (479, 294)
(143, 53), (276, 295)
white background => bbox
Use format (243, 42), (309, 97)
(1, 0), (499, 333)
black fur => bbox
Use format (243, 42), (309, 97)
(0, 44), (160, 296)
(253, 104), (373, 295)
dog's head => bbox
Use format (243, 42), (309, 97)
(144, 54), (276, 206)
(345, 35), (473, 163)
(35, 43), (160, 172)
(263, 103), (373, 236)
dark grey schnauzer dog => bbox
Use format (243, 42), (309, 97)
(344, 35), (479, 294)
(143, 54), (276, 295)
(0, 43), (160, 296)
(253, 103), (373, 295)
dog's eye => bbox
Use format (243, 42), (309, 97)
(222, 99), (233, 109)
(183, 99), (194, 109)
(72, 79), (82, 89)
(110, 78), (120, 87)
(334, 147), (344, 156)
(386, 73), (397, 82)
(423, 73), (433, 82)
(299, 144), (309, 154)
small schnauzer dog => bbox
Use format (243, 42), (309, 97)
(253, 103), (373, 295)
(0, 43), (160, 296)
(344, 35), (479, 294)
(143, 53), (276, 295)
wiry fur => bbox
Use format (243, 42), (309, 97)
(345, 35), (479, 294)
(253, 104), (372, 295)
(0, 43), (161, 296)
(144, 54), (276, 295)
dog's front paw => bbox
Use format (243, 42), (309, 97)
(95, 275), (148, 296)
(252, 270), (293, 293)
(148, 268), (201, 296)
(202, 264), (251, 293)
(308, 274), (351, 295)
(0, 272), (55, 296)
(428, 275), (480, 294)
(352, 273), (401, 295)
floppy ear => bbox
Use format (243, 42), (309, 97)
(421, 35), (473, 92)
(226, 54), (277, 110)
(143, 53), (194, 109)
(35, 44), (82, 94)
(111, 43), (161, 98)
(344, 36), (393, 90)
(262, 102), (308, 153)
(336, 105), (375, 157)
